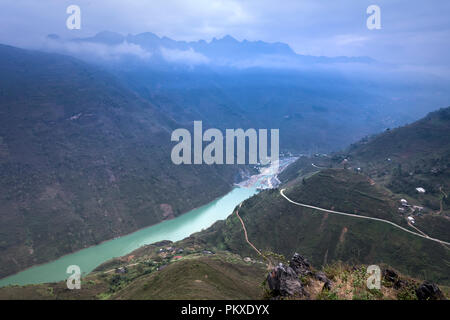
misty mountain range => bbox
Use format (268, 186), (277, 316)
(41, 31), (450, 153)
(47, 31), (375, 67)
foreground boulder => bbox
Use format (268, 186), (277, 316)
(267, 253), (334, 298)
(289, 253), (333, 290)
(383, 268), (407, 290)
(415, 281), (446, 300)
(315, 271), (333, 291)
(289, 253), (313, 277)
(266, 263), (307, 297)
(383, 268), (399, 283)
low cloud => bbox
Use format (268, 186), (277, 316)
(43, 38), (152, 61)
(160, 47), (210, 65)
(334, 34), (369, 46)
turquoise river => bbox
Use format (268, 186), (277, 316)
(0, 187), (258, 287)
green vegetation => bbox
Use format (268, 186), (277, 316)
(112, 256), (265, 300)
(193, 169), (450, 285)
(312, 262), (418, 300)
(0, 44), (238, 278)
(343, 107), (450, 217)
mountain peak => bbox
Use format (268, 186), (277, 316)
(133, 32), (161, 40)
(220, 35), (238, 42)
(74, 31), (125, 45)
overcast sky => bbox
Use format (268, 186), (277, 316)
(1, 0), (450, 70)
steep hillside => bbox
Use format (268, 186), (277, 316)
(346, 107), (450, 211)
(194, 169), (450, 285)
(279, 107), (450, 241)
(346, 107), (450, 163)
(0, 44), (237, 278)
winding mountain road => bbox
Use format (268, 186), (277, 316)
(235, 203), (262, 256)
(280, 188), (450, 247)
(311, 163), (327, 169)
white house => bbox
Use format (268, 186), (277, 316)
(400, 199), (408, 206)
(416, 187), (426, 193)
(407, 216), (415, 224)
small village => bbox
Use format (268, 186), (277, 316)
(398, 187), (427, 225)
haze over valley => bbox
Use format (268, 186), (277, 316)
(0, 0), (449, 302)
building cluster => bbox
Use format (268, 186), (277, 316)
(398, 196), (426, 225)
(158, 246), (184, 256)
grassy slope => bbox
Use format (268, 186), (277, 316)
(346, 107), (450, 211)
(340, 107), (450, 243)
(278, 107), (450, 242)
(112, 256), (265, 300)
(195, 169), (450, 285)
(307, 261), (449, 300)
